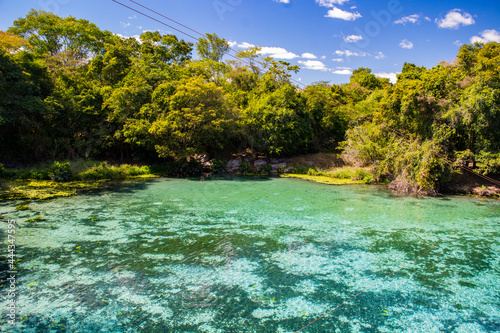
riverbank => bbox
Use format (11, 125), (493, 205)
(1, 154), (498, 201)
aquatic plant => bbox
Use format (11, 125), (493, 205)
(16, 204), (30, 210)
(26, 216), (44, 223)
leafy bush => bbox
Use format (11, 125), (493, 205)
(307, 168), (319, 176)
(9, 168), (50, 180)
(354, 169), (373, 183)
(77, 162), (150, 180)
(331, 168), (354, 179)
(0, 163), (5, 178)
(476, 151), (500, 175)
(291, 165), (309, 174)
(258, 163), (273, 175)
(211, 159), (227, 174)
(184, 159), (204, 177)
(49, 161), (73, 182)
(239, 161), (251, 174)
(277, 165), (287, 174)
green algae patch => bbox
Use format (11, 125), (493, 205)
(0, 174), (159, 201)
(280, 173), (366, 185)
(0, 179), (109, 201)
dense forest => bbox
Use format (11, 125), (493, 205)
(1, 10), (499, 193)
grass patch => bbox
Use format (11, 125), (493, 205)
(281, 166), (374, 185)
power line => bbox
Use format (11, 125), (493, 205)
(113, 0), (307, 88)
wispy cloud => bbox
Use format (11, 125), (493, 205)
(394, 14), (430, 25)
(470, 29), (500, 44)
(273, 0), (290, 3)
(298, 60), (329, 71)
(315, 0), (350, 6)
(343, 35), (363, 43)
(436, 9), (474, 29)
(335, 50), (368, 57)
(331, 58), (344, 62)
(332, 67), (352, 75)
(375, 52), (386, 60)
(399, 39), (414, 49)
(120, 21), (131, 28)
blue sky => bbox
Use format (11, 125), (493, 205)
(1, 0), (499, 85)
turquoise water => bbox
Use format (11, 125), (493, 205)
(0, 177), (499, 332)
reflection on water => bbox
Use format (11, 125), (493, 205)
(0, 178), (499, 332)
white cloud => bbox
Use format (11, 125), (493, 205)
(335, 50), (368, 57)
(375, 72), (399, 84)
(298, 60), (329, 71)
(321, 55), (327, 59)
(436, 9), (475, 29)
(238, 42), (256, 48)
(117, 33), (141, 44)
(344, 35), (363, 43)
(375, 52), (386, 60)
(120, 21), (131, 28)
(325, 7), (361, 20)
(228, 41), (238, 48)
(394, 14), (421, 25)
(301, 52), (318, 59)
(315, 0), (350, 7)
(332, 67), (352, 75)
(274, 0), (290, 3)
(331, 58), (344, 62)
(454, 40), (463, 47)
(399, 39), (414, 49)
(470, 29), (500, 44)
(259, 46), (299, 59)
(128, 15), (137, 20)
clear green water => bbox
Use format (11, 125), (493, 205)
(1, 178), (499, 332)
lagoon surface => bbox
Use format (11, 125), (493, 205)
(1, 178), (499, 332)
